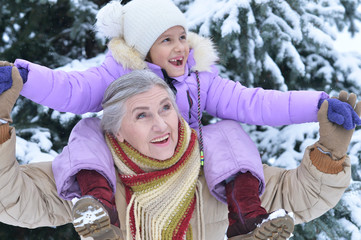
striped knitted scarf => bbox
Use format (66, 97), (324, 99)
(105, 119), (202, 240)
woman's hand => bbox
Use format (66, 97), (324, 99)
(0, 66), (23, 123)
(317, 91), (361, 160)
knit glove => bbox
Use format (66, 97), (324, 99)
(0, 61), (14, 95)
(0, 66), (23, 123)
(0, 61), (28, 95)
(318, 93), (361, 130)
(317, 91), (361, 160)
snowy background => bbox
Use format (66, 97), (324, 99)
(2, 0), (361, 239)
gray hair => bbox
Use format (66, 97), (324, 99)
(101, 70), (179, 135)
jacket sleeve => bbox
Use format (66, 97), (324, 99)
(260, 145), (351, 224)
(203, 66), (329, 126)
(0, 128), (73, 228)
(14, 51), (130, 114)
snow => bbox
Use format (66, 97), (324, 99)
(264, 53), (285, 86)
(262, 209), (294, 223)
(185, 0), (250, 36)
(73, 205), (107, 227)
(342, 191), (361, 227)
(16, 135), (57, 164)
(56, 53), (106, 72)
(2, 33), (9, 42)
(338, 218), (361, 240)
(334, 21), (361, 53)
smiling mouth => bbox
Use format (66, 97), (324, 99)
(169, 58), (183, 66)
(150, 134), (170, 144)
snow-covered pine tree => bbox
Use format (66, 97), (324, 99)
(180, 0), (361, 92)
(1, 0), (361, 239)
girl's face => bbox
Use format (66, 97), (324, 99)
(116, 86), (179, 160)
(148, 26), (190, 77)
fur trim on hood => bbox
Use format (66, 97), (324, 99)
(108, 32), (219, 72)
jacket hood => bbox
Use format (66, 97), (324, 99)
(108, 32), (219, 72)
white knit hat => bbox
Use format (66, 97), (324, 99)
(96, 0), (188, 59)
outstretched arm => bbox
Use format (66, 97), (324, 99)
(0, 63), (73, 228)
(260, 91), (361, 224)
(203, 68), (329, 126)
(0, 52), (129, 114)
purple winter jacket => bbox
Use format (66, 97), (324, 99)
(15, 33), (328, 130)
(14, 33), (328, 202)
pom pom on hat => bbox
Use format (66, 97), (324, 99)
(95, 0), (188, 59)
(96, 1), (124, 39)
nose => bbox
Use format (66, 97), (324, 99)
(152, 115), (167, 132)
(174, 40), (185, 52)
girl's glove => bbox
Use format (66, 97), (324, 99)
(318, 91), (361, 130)
(0, 66), (23, 123)
(0, 61), (28, 95)
(0, 61), (14, 95)
(317, 91), (361, 160)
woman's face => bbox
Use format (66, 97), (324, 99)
(148, 26), (190, 78)
(116, 86), (179, 160)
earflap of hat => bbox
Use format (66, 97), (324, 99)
(108, 37), (148, 70)
(95, 1), (124, 38)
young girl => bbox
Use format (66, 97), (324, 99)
(3, 0), (358, 239)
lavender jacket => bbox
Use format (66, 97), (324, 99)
(14, 33), (328, 202)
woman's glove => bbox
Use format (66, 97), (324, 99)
(317, 91), (361, 160)
(0, 66), (23, 123)
(0, 61), (28, 95)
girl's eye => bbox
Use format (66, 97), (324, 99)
(136, 113), (146, 119)
(162, 38), (170, 43)
(180, 35), (187, 40)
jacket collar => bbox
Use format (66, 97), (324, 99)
(108, 32), (219, 82)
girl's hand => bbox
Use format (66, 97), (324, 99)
(318, 91), (361, 130)
(0, 61), (14, 95)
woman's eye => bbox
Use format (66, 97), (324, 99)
(163, 104), (171, 111)
(136, 113), (146, 119)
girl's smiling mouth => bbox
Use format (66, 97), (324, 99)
(169, 57), (184, 66)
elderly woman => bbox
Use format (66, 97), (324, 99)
(0, 67), (359, 240)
